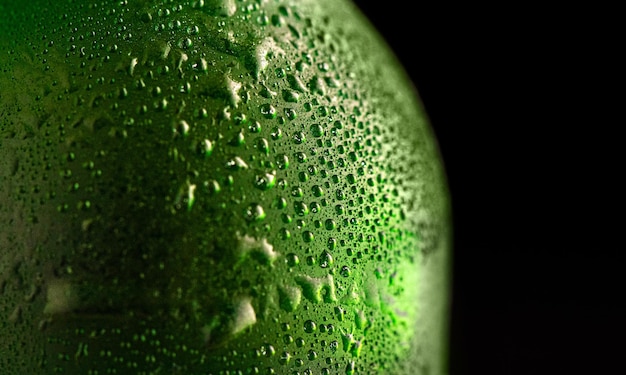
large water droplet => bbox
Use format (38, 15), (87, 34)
(253, 37), (285, 76)
(225, 75), (242, 107)
(278, 285), (302, 312)
(253, 170), (276, 191)
(294, 274), (337, 303)
(319, 251), (333, 268)
(229, 297), (257, 336)
(235, 233), (278, 264)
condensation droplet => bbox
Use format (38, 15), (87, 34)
(230, 297), (257, 336)
(225, 155), (249, 170)
(319, 251), (333, 268)
(278, 285), (302, 312)
(244, 203), (266, 222)
(294, 274), (337, 303)
(196, 139), (214, 157)
(253, 37), (285, 76)
(253, 170), (276, 191)
(235, 233), (278, 264)
(225, 75), (242, 107)
(303, 319), (317, 333)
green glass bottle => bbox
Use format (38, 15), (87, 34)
(0, 0), (451, 373)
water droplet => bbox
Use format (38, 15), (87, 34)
(174, 181), (197, 211)
(141, 11), (153, 23)
(309, 75), (326, 95)
(254, 137), (269, 154)
(295, 152), (307, 163)
(260, 84), (277, 98)
(303, 320), (317, 333)
(229, 129), (246, 146)
(271, 14), (284, 27)
(324, 219), (337, 230)
(296, 337), (306, 348)
(355, 310), (369, 331)
(285, 107), (297, 121)
(287, 74), (307, 93)
(334, 306), (346, 321)
(283, 90), (300, 103)
(253, 37), (285, 76)
(129, 57), (138, 76)
(294, 274), (337, 303)
(286, 253), (300, 267)
(280, 351), (292, 364)
(178, 37), (193, 49)
(307, 349), (318, 360)
(278, 286), (302, 312)
(319, 251), (333, 268)
(266, 128), (282, 143)
(225, 155), (249, 170)
(278, 178), (288, 190)
(306, 255), (316, 266)
(276, 153), (289, 170)
(293, 131), (306, 144)
(298, 171), (309, 183)
(253, 170), (276, 191)
(345, 361), (356, 375)
(203, 179), (221, 194)
(274, 196), (287, 209)
(245, 203), (266, 222)
(261, 343), (276, 357)
(340, 266), (351, 277)
(225, 76), (242, 107)
(235, 233), (278, 264)
(248, 120), (262, 133)
(294, 201), (309, 216)
(310, 123), (325, 137)
(279, 228), (291, 240)
(335, 189), (345, 200)
(302, 230), (314, 242)
(257, 14), (269, 25)
(335, 204), (344, 215)
(230, 297), (257, 336)
(291, 186), (304, 198)
(196, 139), (214, 157)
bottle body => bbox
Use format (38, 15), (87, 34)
(0, 1), (451, 373)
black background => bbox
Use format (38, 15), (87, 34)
(352, 2), (621, 374)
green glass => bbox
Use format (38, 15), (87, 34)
(0, 0), (451, 374)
